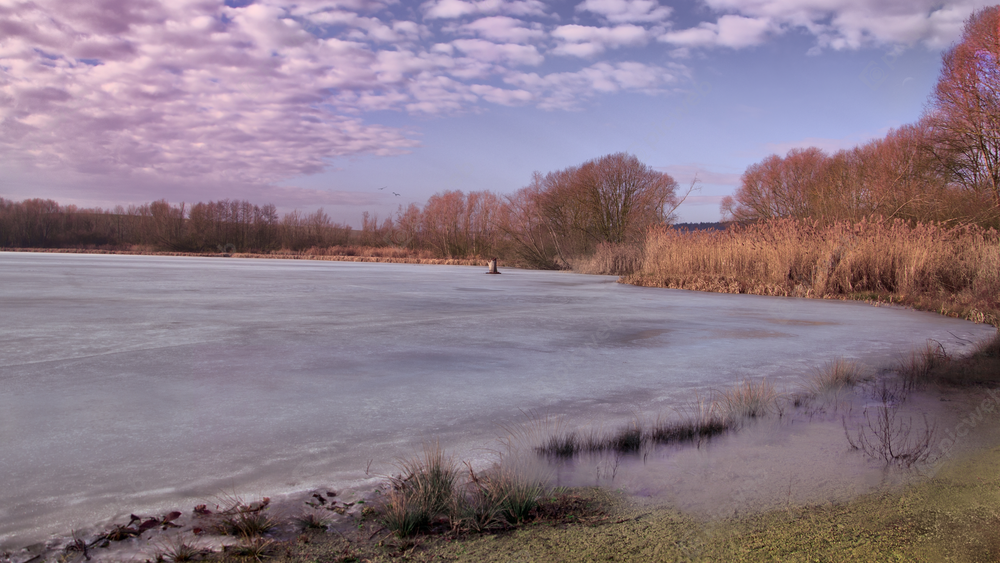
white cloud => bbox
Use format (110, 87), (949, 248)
(660, 15), (773, 49)
(0, 1), (417, 184)
(0, 0), (696, 191)
(552, 24), (649, 56)
(504, 61), (682, 109)
(451, 38), (544, 65)
(576, 0), (672, 24)
(421, 0), (547, 20)
(304, 11), (427, 43)
(701, 0), (990, 50)
(458, 16), (545, 43)
(469, 83), (534, 105)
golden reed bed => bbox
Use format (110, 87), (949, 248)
(623, 218), (1000, 327)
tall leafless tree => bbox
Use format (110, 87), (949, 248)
(927, 6), (1000, 210)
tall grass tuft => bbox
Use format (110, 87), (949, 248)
(153, 535), (206, 563)
(379, 489), (430, 538)
(487, 465), (546, 524)
(608, 423), (644, 454)
(719, 378), (779, 421)
(226, 536), (274, 562)
(898, 341), (951, 390)
(807, 358), (869, 395)
(627, 218), (1000, 327)
(973, 331), (1000, 358)
(650, 397), (727, 445)
(380, 443), (458, 537)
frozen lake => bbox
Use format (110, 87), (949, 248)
(0, 252), (995, 549)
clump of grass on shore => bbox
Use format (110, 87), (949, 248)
(380, 443), (458, 537)
(468, 462), (546, 525)
(378, 444), (547, 537)
(152, 534), (207, 563)
(211, 496), (277, 538)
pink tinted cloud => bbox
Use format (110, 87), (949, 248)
(552, 24), (650, 57)
(504, 61), (681, 109)
(0, 0), (419, 185)
(456, 16), (545, 44)
(1, 0), (700, 199)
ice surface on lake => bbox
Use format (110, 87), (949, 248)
(0, 252), (995, 548)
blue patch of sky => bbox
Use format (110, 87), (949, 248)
(287, 17), (949, 225)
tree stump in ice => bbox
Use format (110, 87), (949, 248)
(487, 257), (500, 274)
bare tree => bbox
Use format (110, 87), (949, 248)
(927, 6), (1000, 211)
(497, 182), (561, 269)
(727, 148), (827, 222)
(576, 152), (678, 244)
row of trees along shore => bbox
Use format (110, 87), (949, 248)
(0, 152), (680, 270)
(721, 6), (1000, 228)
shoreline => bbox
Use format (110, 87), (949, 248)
(0, 247), (490, 267)
(6, 363), (1000, 562)
(5, 246), (997, 329)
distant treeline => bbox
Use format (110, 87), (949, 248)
(0, 198), (351, 252)
(0, 153), (683, 268)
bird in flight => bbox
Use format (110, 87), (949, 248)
(392, 192), (401, 196)
(378, 186), (386, 190)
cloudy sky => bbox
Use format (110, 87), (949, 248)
(0, 0), (991, 224)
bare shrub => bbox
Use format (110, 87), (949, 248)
(843, 392), (937, 468)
